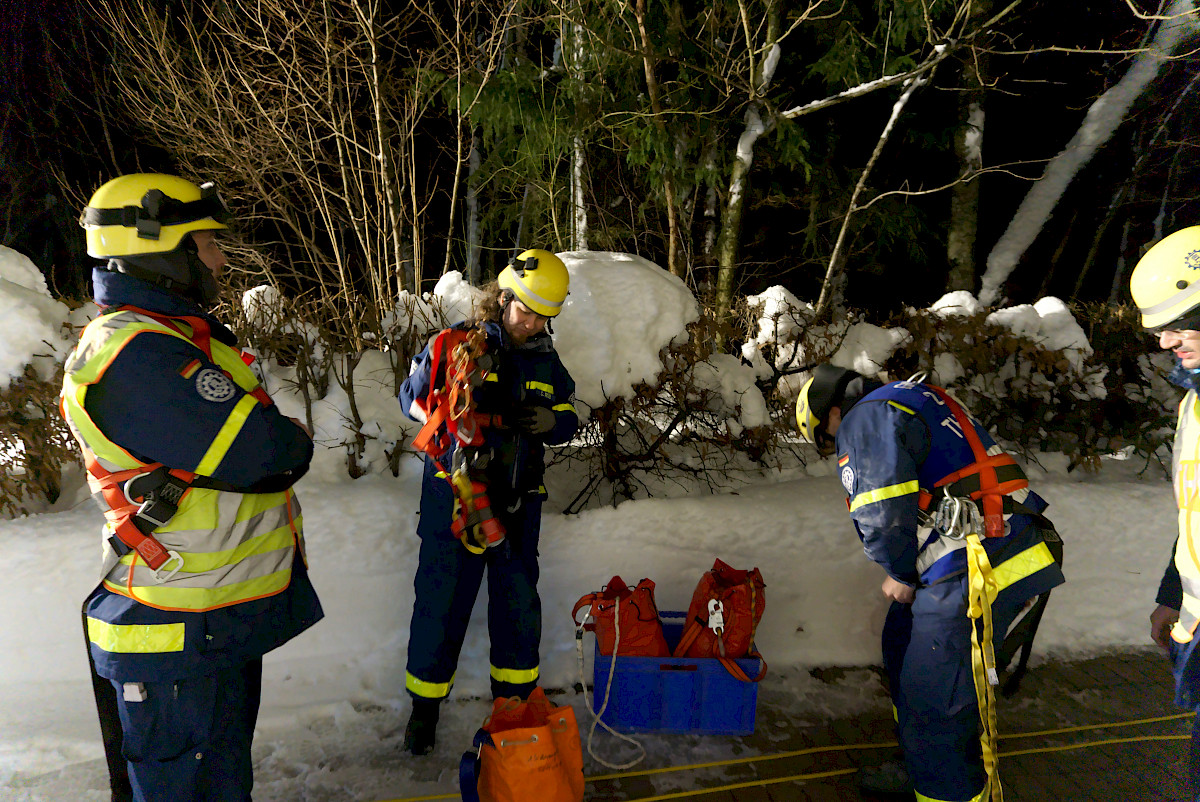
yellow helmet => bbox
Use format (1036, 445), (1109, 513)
(795, 365), (858, 444)
(498, 249), (569, 317)
(1129, 226), (1200, 330)
(80, 173), (230, 259)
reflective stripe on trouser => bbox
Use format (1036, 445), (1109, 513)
(917, 785), (986, 802)
(405, 503), (542, 701)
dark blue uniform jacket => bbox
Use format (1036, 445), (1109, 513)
(837, 379), (1064, 606)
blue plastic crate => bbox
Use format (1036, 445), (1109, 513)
(590, 611), (760, 735)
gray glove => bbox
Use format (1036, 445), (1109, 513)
(512, 405), (555, 436)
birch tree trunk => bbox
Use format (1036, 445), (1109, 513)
(979, 0), (1198, 306)
(946, 4), (989, 293)
(570, 10), (589, 251)
(713, 0), (781, 327)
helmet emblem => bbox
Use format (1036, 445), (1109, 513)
(1186, 249), (1200, 271)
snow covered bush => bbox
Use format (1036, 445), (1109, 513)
(0, 246), (79, 515)
(881, 300), (1174, 470)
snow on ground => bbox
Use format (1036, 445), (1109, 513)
(0, 245), (1181, 800)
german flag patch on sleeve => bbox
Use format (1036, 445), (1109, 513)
(178, 359), (202, 379)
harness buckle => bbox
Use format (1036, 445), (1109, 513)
(135, 496), (178, 529)
(125, 468), (188, 531)
(153, 550), (185, 583)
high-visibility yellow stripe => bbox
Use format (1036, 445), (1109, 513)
(236, 489), (294, 522)
(87, 617), (185, 654)
(490, 664), (539, 685)
(552, 402), (575, 414)
(406, 671), (454, 699)
(61, 381), (145, 473)
(68, 318), (176, 386)
(887, 400), (916, 415)
(195, 395), (258, 475)
(119, 524), (297, 574)
(993, 541), (1055, 592)
(107, 566), (291, 610)
(484, 373), (499, 382)
(916, 786), (985, 802)
(525, 381), (553, 395)
(849, 480), (920, 513)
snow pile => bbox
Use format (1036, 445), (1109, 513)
(0, 245), (72, 386)
(554, 251), (700, 416)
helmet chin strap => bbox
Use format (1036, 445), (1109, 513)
(107, 248), (218, 307)
(187, 250), (220, 305)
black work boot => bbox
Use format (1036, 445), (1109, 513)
(402, 698), (441, 757)
(857, 759), (914, 797)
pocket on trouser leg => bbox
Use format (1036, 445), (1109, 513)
(114, 668), (255, 802)
(115, 677), (215, 801)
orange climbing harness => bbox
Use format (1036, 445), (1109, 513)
(915, 384), (1029, 539)
(411, 327), (506, 553)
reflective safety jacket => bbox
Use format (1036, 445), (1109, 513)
(399, 320), (578, 538)
(1168, 366), (1200, 644)
(63, 271), (322, 682)
(836, 379), (1064, 607)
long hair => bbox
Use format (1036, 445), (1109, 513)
(470, 280), (508, 325)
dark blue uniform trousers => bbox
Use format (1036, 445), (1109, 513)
(407, 502), (542, 701)
(112, 658), (261, 802)
(883, 577), (1025, 802)
(1170, 634), (1200, 801)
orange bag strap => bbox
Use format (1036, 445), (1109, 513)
(671, 619), (704, 658)
(719, 648), (768, 682)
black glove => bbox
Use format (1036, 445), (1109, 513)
(511, 405), (555, 436)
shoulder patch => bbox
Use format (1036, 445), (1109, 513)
(196, 368), (237, 403)
(839, 454), (854, 494)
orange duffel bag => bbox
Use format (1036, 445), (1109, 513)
(460, 688), (584, 802)
(673, 558), (767, 681)
(572, 576), (669, 657)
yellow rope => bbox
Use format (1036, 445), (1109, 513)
(375, 708), (1193, 801)
(965, 531), (1003, 802)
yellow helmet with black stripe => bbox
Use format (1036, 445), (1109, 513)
(1129, 226), (1200, 330)
(498, 249), (569, 317)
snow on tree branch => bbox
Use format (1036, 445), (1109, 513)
(979, 0), (1199, 307)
